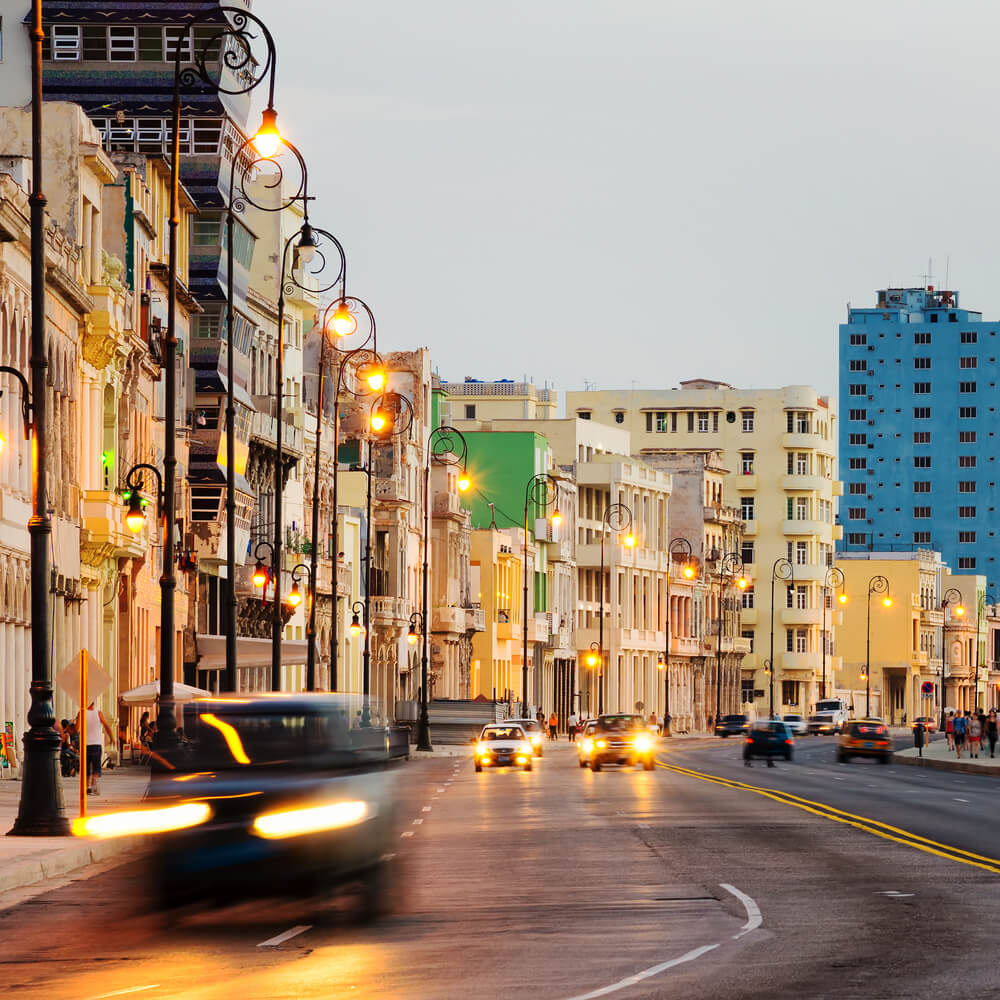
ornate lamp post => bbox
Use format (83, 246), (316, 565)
(768, 558), (794, 720)
(940, 587), (965, 729)
(585, 642), (602, 716)
(288, 563), (312, 615)
(865, 575), (892, 718)
(522, 475), (561, 717)
(416, 427), (470, 751)
(713, 551), (748, 724)
(658, 537), (695, 737)
(822, 567), (847, 701)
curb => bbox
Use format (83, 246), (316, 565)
(0, 835), (141, 896)
(893, 753), (1000, 777)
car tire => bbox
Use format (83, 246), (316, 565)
(720, 733), (728, 738)
(357, 859), (395, 924)
(578, 758), (587, 768)
(643, 757), (654, 771)
(785, 752), (793, 761)
(837, 751), (849, 763)
(474, 763), (482, 772)
(591, 760), (601, 772)
(878, 755), (889, 765)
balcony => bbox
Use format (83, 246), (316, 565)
(777, 652), (816, 673)
(529, 613), (550, 643)
(702, 635), (748, 656)
(704, 504), (743, 525)
(782, 519), (831, 538)
(466, 606), (486, 632)
(496, 611), (514, 641)
(432, 493), (463, 518)
(741, 519), (757, 536)
(781, 432), (818, 451)
(736, 474), (758, 490)
(432, 605), (465, 632)
(375, 477), (410, 504)
(832, 480), (844, 497)
(780, 607), (823, 626)
(669, 635), (700, 656)
(371, 595), (410, 624)
(80, 490), (145, 562)
(251, 405), (304, 456)
(781, 474), (832, 493)
(914, 650), (929, 667)
(740, 607), (758, 626)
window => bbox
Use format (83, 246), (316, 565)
(913, 456), (931, 468)
(850, 333), (867, 345)
(913, 407), (931, 419)
(914, 332), (931, 344)
(194, 312), (221, 339)
(958, 481), (976, 493)
(913, 532), (931, 544)
(959, 455), (977, 468)
(913, 482), (930, 493)
(914, 357), (931, 369)
(741, 632), (755, 654)
(847, 532), (868, 545)
(740, 497), (755, 520)
(848, 457), (867, 470)
(795, 452), (809, 475)
(696, 411), (709, 433)
(192, 219), (221, 246)
(795, 541), (808, 565)
(163, 26), (193, 62)
(786, 629), (794, 653)
(223, 221), (256, 269)
(848, 507), (866, 520)
(849, 409), (867, 421)
(849, 359), (867, 372)
(741, 452), (754, 475)
(464, 405), (476, 419)
(914, 432), (931, 444)
(960, 357), (978, 369)
(959, 381), (977, 393)
(959, 506), (976, 518)
(742, 586), (754, 609)
(959, 431), (977, 443)
(51, 25), (81, 59)
(741, 410), (754, 433)
(687, 412), (695, 432)
(741, 541), (754, 565)
(848, 384), (867, 396)
(913, 507), (931, 519)
(913, 382), (931, 394)
(849, 433), (867, 445)
(960, 406), (977, 418)
(108, 26), (137, 60)
(961, 331), (978, 344)
(795, 497), (810, 521)
(655, 412), (667, 432)
(958, 557), (977, 570)
(959, 531), (976, 543)
(848, 482), (867, 495)
(614, 412), (624, 424)
(741, 678), (755, 702)
(578, 411), (591, 420)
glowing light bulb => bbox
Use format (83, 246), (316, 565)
(125, 494), (145, 533)
(682, 564), (695, 580)
(407, 629), (418, 646)
(370, 411), (387, 433)
(252, 561), (268, 588)
(838, 592), (848, 605)
(882, 596), (892, 609)
(252, 106), (282, 159)
(624, 533), (636, 549)
(365, 367), (386, 392)
(330, 301), (356, 338)
(349, 615), (362, 638)
(288, 583), (302, 608)
(955, 605), (965, 617)
(551, 508), (562, 527)
(737, 576), (749, 591)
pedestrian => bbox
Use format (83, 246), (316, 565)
(952, 711), (967, 760)
(548, 711), (558, 741)
(946, 711), (955, 751)
(75, 701), (113, 795)
(664, 712), (672, 737)
(986, 710), (998, 758)
(968, 712), (982, 759)
(648, 712), (658, 735)
(139, 710), (152, 747)
(567, 710), (578, 742)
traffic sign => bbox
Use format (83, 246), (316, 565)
(921, 681), (934, 696)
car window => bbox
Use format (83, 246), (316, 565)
(482, 726), (524, 740)
(598, 715), (641, 732)
(723, 715), (746, 723)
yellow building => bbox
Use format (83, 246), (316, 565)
(837, 551), (984, 723)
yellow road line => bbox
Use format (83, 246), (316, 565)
(655, 758), (1000, 876)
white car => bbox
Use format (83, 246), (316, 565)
(474, 724), (534, 772)
(783, 714), (807, 736)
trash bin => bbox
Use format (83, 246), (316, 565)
(913, 723), (925, 756)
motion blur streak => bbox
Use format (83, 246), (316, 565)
(201, 713), (252, 764)
(252, 800), (369, 839)
(72, 802), (212, 839)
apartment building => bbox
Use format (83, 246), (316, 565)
(567, 380), (841, 717)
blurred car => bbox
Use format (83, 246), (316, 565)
(576, 719), (600, 768)
(807, 699), (850, 735)
(838, 719), (892, 764)
(783, 714), (807, 737)
(506, 717), (546, 756)
(474, 724), (533, 772)
(588, 714), (656, 771)
(135, 694), (399, 918)
(743, 720), (794, 765)
(715, 714), (750, 738)
(912, 716), (938, 734)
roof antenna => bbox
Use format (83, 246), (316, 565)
(488, 502), (497, 531)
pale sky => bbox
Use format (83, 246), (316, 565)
(258, 0), (1000, 401)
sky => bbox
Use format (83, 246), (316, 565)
(256, 0), (1000, 402)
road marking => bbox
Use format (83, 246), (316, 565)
(720, 883), (762, 939)
(400, 831), (414, 838)
(422, 805), (432, 812)
(875, 890), (914, 897)
(656, 758), (1000, 876)
(437, 787), (445, 792)
(412, 818), (423, 825)
(954, 798), (969, 803)
(86, 988), (161, 1000)
(257, 925), (311, 948)
(563, 944), (719, 1000)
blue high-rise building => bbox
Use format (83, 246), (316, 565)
(838, 286), (999, 588)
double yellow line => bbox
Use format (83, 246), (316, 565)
(656, 758), (1000, 876)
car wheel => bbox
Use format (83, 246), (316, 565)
(720, 733), (728, 738)
(357, 860), (395, 924)
(878, 755), (889, 765)
(837, 751), (849, 763)
(785, 752), (793, 761)
(591, 760), (601, 772)
(524, 762), (533, 772)
(643, 757), (654, 771)
(578, 758), (587, 768)
(474, 763), (482, 772)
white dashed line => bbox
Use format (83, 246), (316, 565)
(412, 818), (423, 825)
(401, 831), (414, 838)
(437, 787), (446, 792)
(86, 988), (161, 1000)
(257, 925), (311, 948)
(422, 805), (432, 812)
(721, 883), (762, 939)
(954, 797), (969, 803)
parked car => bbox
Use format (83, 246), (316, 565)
(743, 720), (794, 765)
(474, 724), (533, 772)
(715, 714), (750, 738)
(577, 719), (600, 768)
(838, 719), (892, 764)
(506, 718), (546, 756)
(588, 714), (656, 771)
(912, 716), (938, 734)
(783, 714), (807, 736)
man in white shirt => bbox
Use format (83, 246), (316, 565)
(567, 711), (579, 742)
(74, 702), (113, 795)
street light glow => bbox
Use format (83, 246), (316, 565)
(370, 411), (388, 433)
(330, 300), (357, 338)
(882, 596), (892, 609)
(349, 613), (362, 638)
(838, 592), (848, 605)
(252, 561), (268, 588)
(365, 365), (386, 391)
(624, 533), (636, 548)
(252, 106), (282, 158)
(682, 563), (695, 580)
(125, 493), (146, 533)
(737, 576), (749, 591)
(458, 472), (471, 492)
(288, 582), (302, 608)
(551, 508), (562, 527)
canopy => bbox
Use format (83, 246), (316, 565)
(120, 681), (212, 706)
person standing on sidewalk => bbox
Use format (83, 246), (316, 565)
(946, 711), (955, 751)
(567, 711), (578, 742)
(968, 712), (982, 759)
(548, 711), (558, 741)
(952, 711), (967, 760)
(986, 710), (998, 758)
(75, 701), (113, 795)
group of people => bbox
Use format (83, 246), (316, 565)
(944, 709), (999, 760)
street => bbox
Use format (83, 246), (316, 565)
(3, 738), (999, 1000)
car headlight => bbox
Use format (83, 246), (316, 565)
(475, 742), (489, 755)
(530, 734), (542, 745)
(72, 801), (212, 839)
(634, 733), (653, 752)
(252, 800), (369, 839)
(582, 739), (593, 753)
(516, 755), (528, 764)
(595, 739), (607, 749)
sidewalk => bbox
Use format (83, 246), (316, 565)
(0, 765), (150, 895)
(895, 736), (1000, 776)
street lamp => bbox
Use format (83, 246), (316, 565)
(289, 564), (312, 612)
(308, 293), (379, 693)
(822, 567), (846, 701)
(9, 0), (68, 835)
(121, 464), (165, 537)
(522, 474), (561, 717)
(660, 537), (695, 737)
(768, 558), (794, 720)
(407, 610), (424, 729)
(594, 502), (633, 716)
(865, 574), (892, 718)
(940, 587), (965, 730)
(586, 642), (602, 716)
(416, 426), (470, 751)
(713, 551), (748, 724)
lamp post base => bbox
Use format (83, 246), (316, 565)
(8, 726), (69, 837)
(415, 707), (432, 753)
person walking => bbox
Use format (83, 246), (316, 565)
(968, 711), (982, 759)
(985, 710), (998, 758)
(75, 701), (113, 795)
(567, 710), (578, 742)
(548, 711), (558, 741)
(945, 711), (955, 751)
(952, 711), (967, 760)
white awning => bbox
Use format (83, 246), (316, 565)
(194, 635), (309, 670)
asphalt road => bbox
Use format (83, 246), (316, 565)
(3, 737), (998, 1000)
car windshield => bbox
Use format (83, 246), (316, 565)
(511, 720), (538, 733)
(598, 715), (641, 732)
(785, 715), (802, 722)
(482, 727), (524, 741)
(723, 715), (746, 723)
(753, 722), (787, 734)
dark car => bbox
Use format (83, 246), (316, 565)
(715, 714), (750, 738)
(143, 694), (399, 918)
(743, 720), (793, 765)
(588, 714), (656, 771)
(838, 719), (892, 764)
